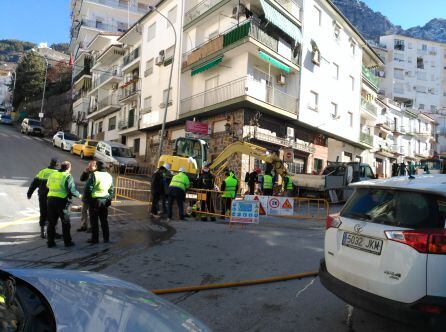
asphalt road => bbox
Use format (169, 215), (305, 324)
(0, 123), (420, 332)
(0, 124), (88, 223)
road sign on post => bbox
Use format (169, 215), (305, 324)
(38, 112), (44, 119)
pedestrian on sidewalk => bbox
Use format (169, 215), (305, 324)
(197, 162), (216, 221)
(167, 167), (190, 221)
(77, 160), (97, 232)
(150, 164), (167, 218)
(85, 161), (114, 244)
(46, 161), (80, 248)
(27, 158), (59, 239)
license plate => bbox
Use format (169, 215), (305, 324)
(342, 232), (383, 255)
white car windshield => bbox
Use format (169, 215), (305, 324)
(64, 133), (78, 141)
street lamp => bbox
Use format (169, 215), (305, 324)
(149, 5), (177, 160)
(31, 49), (49, 121)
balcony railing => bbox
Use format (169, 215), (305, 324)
(359, 132), (373, 146)
(97, 94), (120, 111)
(74, 67), (91, 82)
(275, 0), (302, 21)
(362, 65), (380, 90)
(118, 115), (136, 130)
(184, 0), (224, 26)
(86, 0), (149, 13)
(123, 47), (140, 67)
(81, 18), (128, 33)
(360, 98), (377, 116)
(180, 76), (298, 115)
(119, 80), (141, 100)
(93, 66), (122, 88)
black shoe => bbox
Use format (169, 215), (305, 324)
(87, 239), (98, 244)
(77, 226), (87, 232)
(55, 233), (62, 239)
(65, 241), (75, 247)
(47, 242), (56, 248)
(86, 228), (92, 233)
(40, 227), (46, 239)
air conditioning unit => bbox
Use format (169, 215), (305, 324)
(155, 56), (164, 66)
(111, 82), (119, 90)
(276, 74), (286, 85)
(231, 4), (246, 19)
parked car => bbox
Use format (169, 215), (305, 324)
(320, 174), (446, 329)
(0, 268), (210, 332)
(0, 114), (12, 125)
(52, 132), (79, 151)
(21, 118), (44, 136)
(94, 141), (138, 169)
(71, 139), (98, 159)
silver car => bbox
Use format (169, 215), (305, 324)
(0, 268), (211, 332)
(20, 118), (44, 136)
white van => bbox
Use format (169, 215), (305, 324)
(94, 141), (137, 168)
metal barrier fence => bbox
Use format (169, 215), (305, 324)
(114, 176), (151, 203)
(187, 188), (228, 219)
(110, 165), (153, 177)
(277, 197), (330, 221)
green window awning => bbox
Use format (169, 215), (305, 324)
(259, 0), (302, 44)
(191, 56), (223, 76)
(258, 51), (290, 73)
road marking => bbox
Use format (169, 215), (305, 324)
(0, 215), (40, 230)
(0, 133), (7, 137)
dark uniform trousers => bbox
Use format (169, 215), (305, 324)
(38, 193), (48, 227)
(89, 198), (110, 242)
(201, 192), (216, 221)
(263, 189), (273, 196)
(222, 197), (233, 216)
(47, 197), (72, 245)
(168, 187), (185, 220)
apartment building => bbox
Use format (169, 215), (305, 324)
(378, 34), (446, 152)
(0, 69), (12, 111)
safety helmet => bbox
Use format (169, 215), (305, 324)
(179, 167), (186, 173)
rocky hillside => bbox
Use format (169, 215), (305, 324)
(332, 0), (446, 43)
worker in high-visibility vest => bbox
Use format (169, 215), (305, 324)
(261, 171), (274, 196)
(167, 167), (190, 221)
(46, 161), (80, 248)
(85, 161), (114, 244)
(27, 158), (59, 239)
(221, 170), (238, 217)
(282, 173), (294, 197)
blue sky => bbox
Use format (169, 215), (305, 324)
(0, 0), (444, 45)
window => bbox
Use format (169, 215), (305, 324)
(431, 105), (437, 112)
(417, 57), (424, 69)
(350, 75), (355, 91)
(162, 88), (173, 106)
(407, 56), (412, 63)
(313, 6), (321, 26)
(419, 104), (425, 110)
(332, 62), (339, 80)
(333, 21), (341, 39)
(117, 21), (127, 32)
(133, 138), (140, 155)
(431, 61), (436, 68)
(348, 111), (353, 127)
(417, 71), (427, 80)
(144, 58), (153, 77)
(167, 6), (177, 26)
(311, 40), (320, 65)
(147, 23), (156, 42)
(143, 96), (152, 112)
(350, 40), (356, 55)
(394, 39), (405, 51)
(394, 69), (404, 80)
(393, 53), (404, 62)
(309, 91), (318, 110)
(95, 18), (104, 29)
(98, 121), (103, 133)
(314, 158), (323, 174)
(108, 116), (116, 130)
(422, 44), (427, 51)
(330, 102), (338, 119)
(164, 45), (175, 65)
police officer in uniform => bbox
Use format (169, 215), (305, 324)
(46, 161), (80, 248)
(282, 173), (294, 197)
(27, 158), (59, 238)
(221, 170), (238, 216)
(85, 161), (114, 244)
(167, 167), (190, 221)
(197, 162), (216, 221)
(262, 171), (274, 196)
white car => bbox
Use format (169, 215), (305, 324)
(320, 174), (446, 329)
(53, 131), (78, 151)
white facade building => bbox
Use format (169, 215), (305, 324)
(379, 34), (446, 153)
(0, 69), (12, 110)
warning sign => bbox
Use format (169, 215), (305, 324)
(246, 195), (268, 215)
(230, 200), (260, 224)
(282, 199), (292, 209)
(269, 198), (280, 209)
(244, 196), (294, 216)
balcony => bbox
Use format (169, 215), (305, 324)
(362, 66), (380, 91)
(85, 0), (149, 14)
(180, 76), (298, 117)
(183, 21), (300, 69)
(80, 19), (128, 33)
(123, 47), (140, 69)
(87, 94), (121, 120)
(359, 132), (373, 146)
(184, 0), (228, 27)
(391, 145), (404, 155)
(118, 115), (136, 130)
(360, 98), (377, 117)
(119, 79), (141, 101)
(74, 67), (91, 83)
(92, 66), (122, 90)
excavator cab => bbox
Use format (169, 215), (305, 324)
(158, 137), (208, 175)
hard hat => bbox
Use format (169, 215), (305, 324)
(163, 163), (171, 171)
(179, 167), (186, 173)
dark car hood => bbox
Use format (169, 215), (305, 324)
(4, 268), (210, 332)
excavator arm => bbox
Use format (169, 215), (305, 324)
(209, 141), (288, 177)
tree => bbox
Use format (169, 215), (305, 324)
(50, 43), (69, 55)
(46, 61), (72, 96)
(10, 52), (45, 108)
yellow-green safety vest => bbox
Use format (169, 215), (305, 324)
(284, 175), (293, 190)
(47, 171), (70, 198)
(263, 175), (273, 189)
(169, 172), (190, 192)
(91, 171), (113, 198)
(222, 176), (237, 198)
(36, 168), (58, 180)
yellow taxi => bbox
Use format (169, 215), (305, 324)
(70, 139), (98, 159)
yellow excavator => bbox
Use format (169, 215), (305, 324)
(158, 137), (289, 181)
